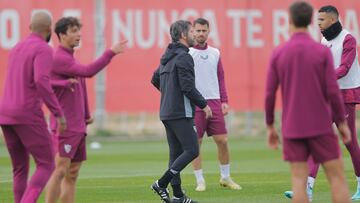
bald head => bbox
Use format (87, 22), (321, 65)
(30, 11), (52, 33)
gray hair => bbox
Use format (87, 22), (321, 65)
(170, 20), (192, 43)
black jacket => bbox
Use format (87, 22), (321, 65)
(151, 42), (207, 120)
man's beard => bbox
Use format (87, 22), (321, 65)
(196, 37), (206, 45)
(187, 36), (195, 47)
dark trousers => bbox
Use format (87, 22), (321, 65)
(162, 118), (199, 185)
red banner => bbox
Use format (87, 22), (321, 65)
(0, 0), (359, 112)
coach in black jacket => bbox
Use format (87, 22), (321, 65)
(150, 20), (212, 203)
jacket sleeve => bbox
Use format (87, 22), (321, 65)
(50, 79), (72, 88)
(217, 57), (228, 103)
(34, 46), (64, 118)
(151, 66), (160, 91)
(53, 49), (115, 78)
(324, 48), (346, 125)
(265, 50), (279, 126)
(176, 53), (207, 109)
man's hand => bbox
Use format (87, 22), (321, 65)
(57, 116), (67, 133)
(111, 40), (128, 54)
(202, 105), (213, 119)
(68, 78), (78, 92)
(86, 117), (94, 125)
(267, 125), (280, 150)
(221, 103), (229, 115)
(338, 121), (351, 144)
(68, 78), (78, 84)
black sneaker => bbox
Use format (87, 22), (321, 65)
(151, 180), (171, 203)
(172, 195), (198, 203)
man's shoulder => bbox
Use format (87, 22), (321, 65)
(342, 29), (353, 36)
(330, 29), (355, 43)
(308, 40), (329, 55)
(281, 38), (325, 52)
(176, 52), (194, 67)
(343, 30), (357, 43)
(177, 51), (192, 60)
(207, 45), (220, 54)
(24, 38), (52, 55)
(32, 38), (52, 51)
(54, 48), (73, 62)
(271, 42), (288, 58)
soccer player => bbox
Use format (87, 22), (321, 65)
(284, 5), (360, 201)
(151, 20), (212, 203)
(0, 11), (66, 203)
(265, 2), (351, 203)
(45, 17), (127, 203)
(189, 17), (241, 192)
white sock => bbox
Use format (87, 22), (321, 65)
(194, 169), (205, 183)
(357, 176), (360, 189)
(220, 164), (230, 179)
(307, 176), (315, 190)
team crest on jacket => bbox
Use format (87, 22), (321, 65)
(200, 55), (208, 60)
(64, 144), (72, 154)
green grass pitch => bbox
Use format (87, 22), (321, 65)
(0, 136), (356, 202)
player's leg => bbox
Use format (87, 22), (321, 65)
(209, 109), (241, 190)
(152, 119), (199, 203)
(1, 125), (30, 203)
(192, 138), (206, 191)
(290, 162), (310, 203)
(283, 137), (312, 202)
(322, 159), (350, 203)
(46, 154), (71, 203)
(47, 131), (82, 203)
(310, 133), (350, 203)
(59, 134), (86, 203)
(192, 110), (207, 191)
(168, 118), (199, 172)
(151, 121), (177, 203)
(284, 156), (319, 200)
(212, 134), (241, 190)
(15, 125), (55, 203)
(60, 161), (82, 203)
(169, 118), (199, 203)
(212, 135), (229, 166)
(192, 139), (203, 171)
(305, 156), (319, 198)
(342, 104), (360, 200)
(168, 128), (185, 199)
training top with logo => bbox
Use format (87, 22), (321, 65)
(321, 29), (360, 103)
(50, 46), (115, 133)
(189, 44), (228, 111)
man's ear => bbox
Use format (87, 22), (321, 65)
(288, 15), (294, 27)
(59, 32), (65, 41)
(331, 13), (339, 23)
(181, 32), (186, 40)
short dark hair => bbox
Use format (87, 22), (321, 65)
(54, 17), (82, 40)
(318, 5), (339, 18)
(289, 1), (313, 28)
(193, 18), (209, 27)
(170, 20), (192, 43)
